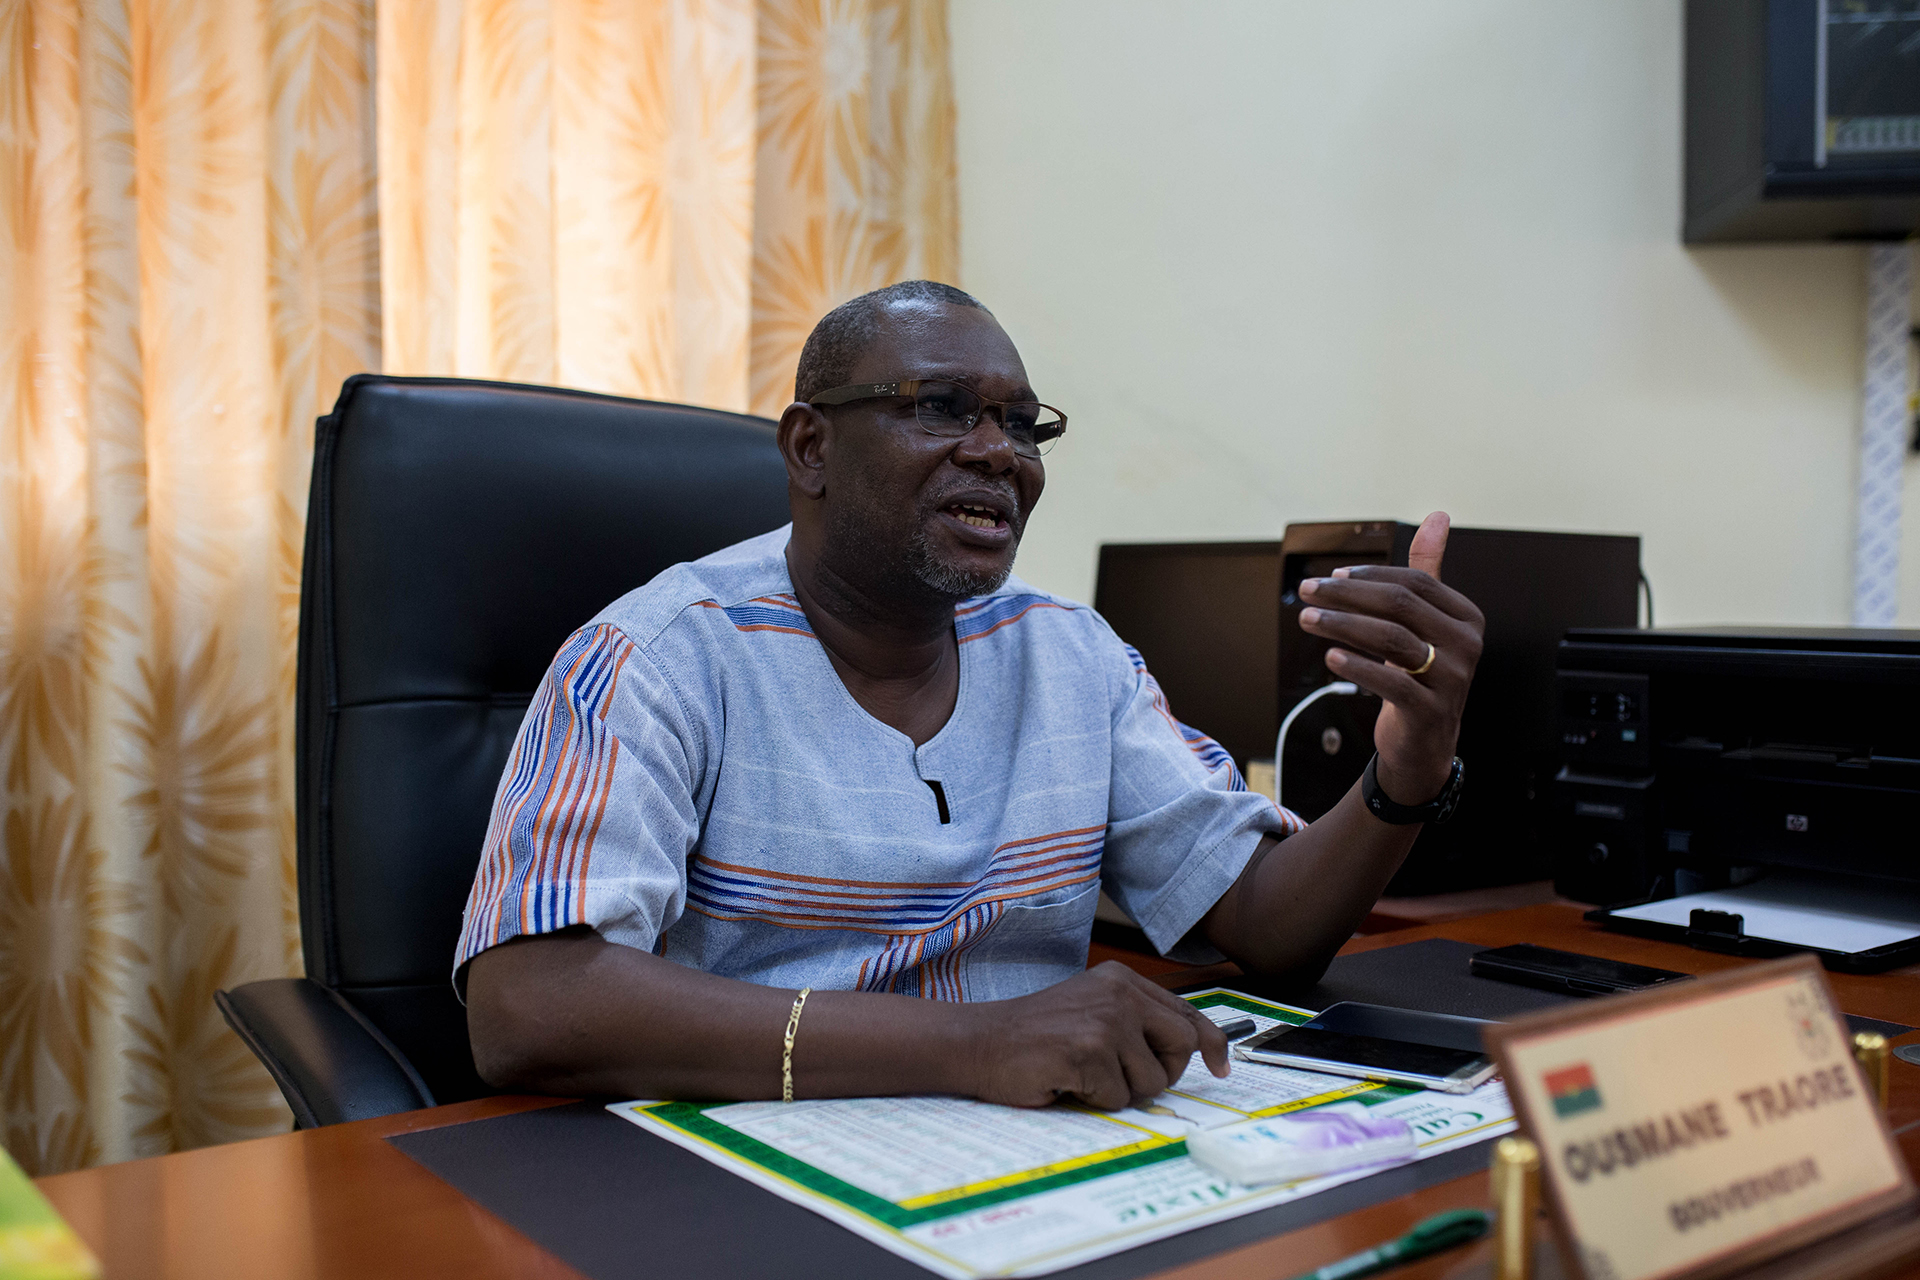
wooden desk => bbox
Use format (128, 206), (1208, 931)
(36, 905), (1920, 1280)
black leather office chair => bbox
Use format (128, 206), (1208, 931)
(216, 374), (791, 1127)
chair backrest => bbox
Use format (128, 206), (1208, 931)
(299, 375), (791, 1102)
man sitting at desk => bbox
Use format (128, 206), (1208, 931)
(460, 281), (1484, 1111)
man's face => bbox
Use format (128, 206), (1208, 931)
(817, 302), (1046, 603)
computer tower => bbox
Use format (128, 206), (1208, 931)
(1274, 686), (1381, 823)
(1277, 522), (1418, 699)
(1277, 522), (1643, 894)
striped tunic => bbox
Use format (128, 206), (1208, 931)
(455, 527), (1304, 1001)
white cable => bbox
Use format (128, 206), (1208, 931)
(1273, 681), (1359, 809)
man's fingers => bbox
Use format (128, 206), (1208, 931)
(1299, 608), (1435, 673)
(1026, 967), (1234, 1111)
(1316, 567), (1482, 627)
(1152, 990), (1228, 1082)
(1154, 1046), (1195, 1086)
(1138, 988), (1229, 1083)
(1408, 511), (1450, 579)
(1194, 1017), (1231, 1079)
(1179, 999), (1232, 1079)
(1138, 999), (1199, 1087)
(1116, 1039), (1172, 1104)
(1074, 1057), (1132, 1112)
(1324, 645), (1437, 710)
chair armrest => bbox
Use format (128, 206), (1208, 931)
(217, 977), (436, 1127)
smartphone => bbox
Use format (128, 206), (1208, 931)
(1468, 944), (1691, 998)
(1236, 1024), (1497, 1094)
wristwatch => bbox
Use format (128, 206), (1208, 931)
(1360, 753), (1465, 825)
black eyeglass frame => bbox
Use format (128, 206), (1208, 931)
(808, 379), (1068, 458)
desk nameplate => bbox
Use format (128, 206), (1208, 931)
(1484, 954), (1915, 1280)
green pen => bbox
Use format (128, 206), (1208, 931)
(1283, 1208), (1491, 1280)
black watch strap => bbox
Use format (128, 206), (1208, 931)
(1360, 754), (1464, 825)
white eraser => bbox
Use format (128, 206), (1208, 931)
(1185, 1104), (1417, 1186)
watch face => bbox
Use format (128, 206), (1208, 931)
(1433, 758), (1464, 823)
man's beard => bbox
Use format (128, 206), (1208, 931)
(904, 521), (1017, 599)
(824, 488), (1022, 604)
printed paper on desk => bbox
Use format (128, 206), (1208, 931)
(1486, 954), (1914, 1280)
(608, 988), (1517, 1278)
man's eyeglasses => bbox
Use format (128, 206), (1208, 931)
(809, 380), (1067, 458)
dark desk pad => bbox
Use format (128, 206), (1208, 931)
(1255, 937), (1573, 1019)
(390, 940), (1528, 1279)
(387, 937), (1907, 1279)
(391, 1099), (1495, 1280)
(1230, 936), (1913, 1037)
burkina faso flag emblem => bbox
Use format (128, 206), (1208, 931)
(1544, 1063), (1602, 1118)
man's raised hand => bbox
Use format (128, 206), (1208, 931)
(1295, 510), (1484, 807)
(965, 962), (1230, 1111)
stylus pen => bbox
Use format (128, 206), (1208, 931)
(1215, 1017), (1257, 1041)
(1281, 1208), (1490, 1280)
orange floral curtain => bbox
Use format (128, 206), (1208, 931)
(1, 0), (957, 1174)
(378, 0), (957, 412)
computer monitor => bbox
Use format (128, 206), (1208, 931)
(1092, 542), (1282, 772)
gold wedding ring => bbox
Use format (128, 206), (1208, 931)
(1395, 642), (1437, 677)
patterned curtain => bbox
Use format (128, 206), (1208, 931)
(378, 0), (957, 411)
(0, 0), (957, 1174)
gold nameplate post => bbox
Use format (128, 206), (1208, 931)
(1482, 954), (1915, 1280)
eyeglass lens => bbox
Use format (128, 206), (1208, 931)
(913, 382), (1064, 457)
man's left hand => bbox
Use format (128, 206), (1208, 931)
(1296, 511), (1484, 807)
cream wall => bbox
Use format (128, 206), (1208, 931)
(949, 1), (1920, 627)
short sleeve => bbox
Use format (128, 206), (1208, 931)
(454, 623), (710, 981)
(1099, 637), (1305, 964)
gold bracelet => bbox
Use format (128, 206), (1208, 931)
(781, 987), (812, 1103)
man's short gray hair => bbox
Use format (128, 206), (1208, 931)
(794, 280), (989, 403)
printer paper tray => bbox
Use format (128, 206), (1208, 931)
(1589, 870), (1920, 974)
